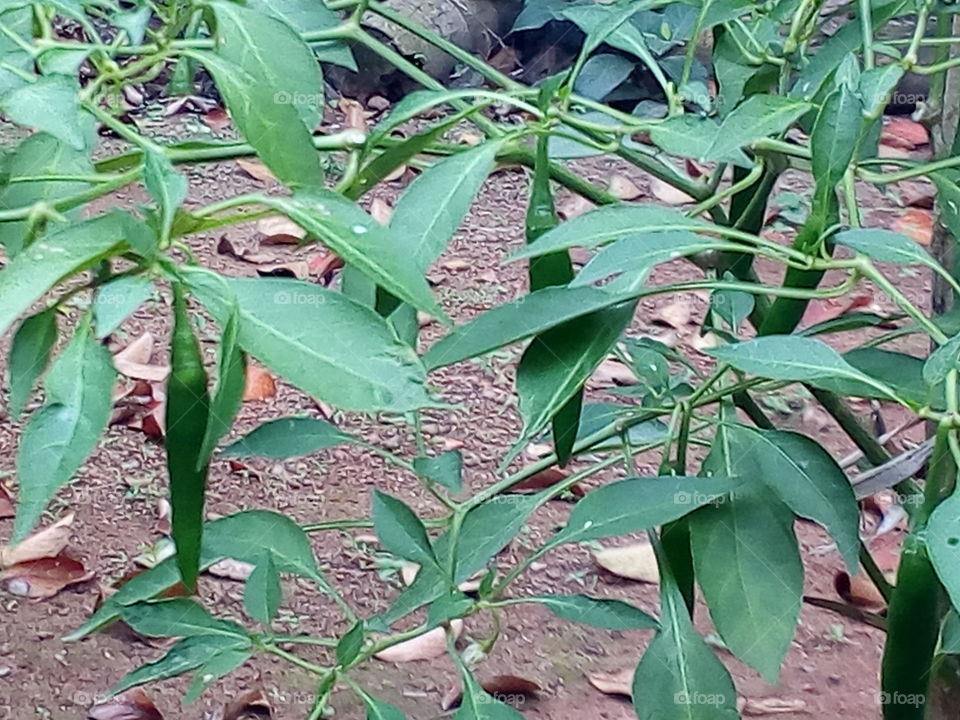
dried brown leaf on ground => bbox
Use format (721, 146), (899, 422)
(243, 365), (277, 401)
(256, 215), (307, 244)
(557, 194), (595, 220)
(307, 251), (345, 281)
(207, 558), (255, 581)
(609, 174), (643, 200)
(1, 513), (74, 567)
(441, 674), (541, 710)
(88, 688), (164, 720)
(370, 197), (393, 225)
(593, 358), (638, 386)
(0, 554), (94, 598)
(511, 467), (584, 497)
(650, 176), (694, 205)
(216, 236), (278, 265)
(255, 260), (311, 280)
(113, 333), (169, 382)
(740, 697), (808, 715)
(653, 299), (693, 328)
(834, 571), (886, 610)
(203, 108), (231, 131)
(338, 98), (369, 131)
(235, 158), (277, 183)
(586, 668), (633, 697)
(800, 293), (874, 328)
(374, 621), (463, 662)
(594, 541), (660, 584)
(214, 688), (273, 720)
(0, 485), (14, 519)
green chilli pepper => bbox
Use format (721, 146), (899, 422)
(166, 282), (211, 591)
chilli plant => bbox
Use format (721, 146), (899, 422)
(4, 0), (960, 718)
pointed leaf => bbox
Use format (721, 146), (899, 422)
(93, 275), (154, 338)
(14, 320), (116, 540)
(703, 94), (810, 163)
(221, 416), (357, 459)
(521, 594), (658, 630)
(244, 552), (281, 626)
(7, 308), (58, 418)
(373, 491), (439, 568)
(120, 598), (249, 639)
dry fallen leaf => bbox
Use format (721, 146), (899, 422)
(800, 293), (874, 328)
(338, 97), (368, 131)
(899, 181), (936, 209)
(203, 107), (231, 131)
(374, 620), (463, 662)
(1, 513), (74, 567)
(653, 300), (692, 328)
(0, 485), (14, 519)
(586, 668), (633, 697)
(207, 558), (255, 581)
(113, 333), (169, 382)
(88, 688), (164, 720)
(650, 176), (694, 205)
(441, 674), (541, 710)
(400, 562), (419, 587)
(243, 365), (277, 401)
(236, 158), (277, 183)
(593, 358), (637, 386)
(0, 554), (93, 598)
(255, 260), (311, 280)
(307, 251), (345, 280)
(741, 697), (808, 715)
(215, 688), (273, 720)
(154, 498), (172, 536)
(370, 197), (393, 225)
(216, 236), (278, 265)
(256, 215), (307, 244)
(609, 174), (643, 200)
(511, 467), (584, 497)
(594, 541), (660, 584)
(557, 194), (595, 220)
(834, 571), (886, 610)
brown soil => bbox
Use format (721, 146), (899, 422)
(0, 110), (935, 719)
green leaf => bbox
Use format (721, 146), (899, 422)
(0, 212), (128, 337)
(1, 75), (89, 151)
(632, 562), (740, 720)
(0, 7), (32, 96)
(551, 475), (742, 546)
(7, 308), (58, 418)
(110, 635), (251, 696)
(723, 424), (860, 570)
(414, 451), (463, 493)
(649, 115), (752, 167)
(221, 416), (357, 459)
(707, 335), (898, 401)
(14, 320), (116, 540)
(690, 417), (802, 682)
(425, 286), (627, 370)
(927, 494), (960, 615)
(926, 334), (960, 387)
(511, 204), (713, 261)
(67, 510), (322, 641)
(92, 275), (154, 339)
(113, 5), (153, 44)
(336, 620), (366, 667)
(391, 141), (502, 270)
(144, 149), (188, 241)
(710, 280), (754, 332)
(0, 132), (93, 254)
(454, 666), (526, 720)
(244, 552), (281, 626)
(703, 94), (811, 164)
(373, 490), (439, 568)
(358, 690), (408, 720)
(246, 0), (355, 69)
(186, 273), (433, 412)
(575, 53), (634, 100)
(515, 302), (636, 451)
(522, 594), (658, 630)
(166, 284), (211, 591)
(454, 493), (543, 582)
(256, 192), (444, 320)
(810, 82), (862, 195)
(211, 1), (323, 131)
(198, 307), (246, 464)
(824, 348), (928, 407)
(834, 228), (942, 270)
(183, 646), (251, 704)
(120, 598), (249, 639)
(571, 231), (733, 290)
(192, 50), (324, 188)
